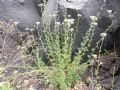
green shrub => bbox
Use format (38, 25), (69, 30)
(35, 14), (98, 90)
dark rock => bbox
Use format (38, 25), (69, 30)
(113, 26), (120, 55)
(33, 0), (43, 17)
(114, 76), (120, 90)
(0, 0), (42, 44)
(0, 0), (40, 30)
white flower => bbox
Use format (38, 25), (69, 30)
(90, 16), (97, 21)
(55, 22), (61, 25)
(38, 4), (44, 7)
(25, 28), (29, 31)
(100, 33), (107, 38)
(70, 28), (74, 32)
(35, 22), (40, 25)
(64, 18), (75, 24)
(68, 15), (71, 17)
(33, 25), (36, 27)
(13, 21), (19, 26)
(107, 10), (112, 14)
(92, 22), (98, 26)
(92, 54), (97, 59)
(29, 29), (35, 31)
(99, 62), (103, 65)
(77, 14), (82, 17)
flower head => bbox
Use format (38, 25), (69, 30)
(100, 33), (107, 38)
(68, 15), (71, 18)
(92, 22), (98, 26)
(55, 22), (61, 25)
(99, 62), (103, 65)
(35, 22), (40, 25)
(77, 14), (82, 17)
(25, 28), (29, 31)
(70, 28), (74, 32)
(90, 16), (97, 21)
(92, 54), (97, 59)
(29, 29), (35, 31)
(64, 18), (75, 24)
(107, 10), (113, 14)
(38, 4), (44, 7)
(13, 21), (19, 26)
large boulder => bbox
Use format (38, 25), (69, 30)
(33, 0), (44, 17)
(0, 0), (41, 43)
(0, 0), (40, 30)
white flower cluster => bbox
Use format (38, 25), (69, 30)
(90, 16), (98, 26)
(70, 28), (74, 32)
(35, 22), (40, 25)
(64, 18), (75, 25)
(77, 14), (82, 17)
(55, 22), (61, 25)
(38, 4), (44, 7)
(25, 28), (35, 31)
(107, 10), (113, 16)
(29, 29), (35, 31)
(100, 33), (107, 38)
(92, 22), (98, 26)
(92, 54), (97, 59)
(25, 28), (29, 31)
(107, 10), (112, 14)
(68, 15), (71, 18)
(90, 16), (97, 22)
(13, 21), (19, 26)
